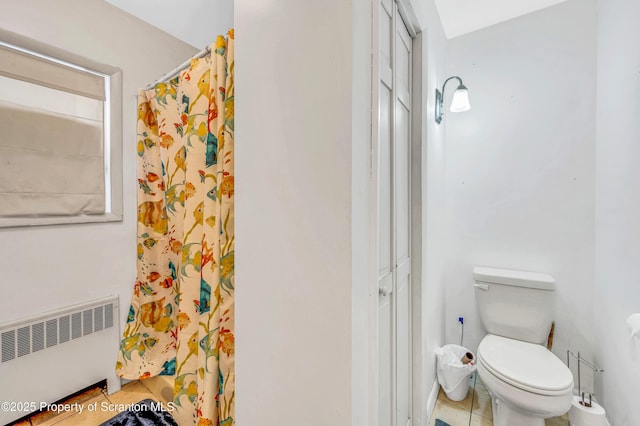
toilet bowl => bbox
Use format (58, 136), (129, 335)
(477, 334), (573, 426)
(473, 266), (575, 426)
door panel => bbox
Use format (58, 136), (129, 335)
(378, 272), (393, 426)
(380, 7), (392, 71)
(377, 2), (412, 426)
(394, 18), (412, 426)
(396, 22), (412, 110)
(396, 271), (411, 425)
(377, 4), (395, 425)
(394, 102), (410, 264)
(378, 85), (392, 276)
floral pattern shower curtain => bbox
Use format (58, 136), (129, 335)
(116, 31), (235, 426)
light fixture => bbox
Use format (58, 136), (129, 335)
(435, 76), (470, 124)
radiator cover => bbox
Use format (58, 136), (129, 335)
(0, 296), (121, 424)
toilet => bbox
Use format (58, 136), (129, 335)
(473, 266), (574, 426)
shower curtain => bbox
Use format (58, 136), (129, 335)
(116, 31), (234, 426)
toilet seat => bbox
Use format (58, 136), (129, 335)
(478, 335), (573, 396)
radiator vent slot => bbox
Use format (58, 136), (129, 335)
(59, 316), (70, 344)
(17, 326), (30, 357)
(72, 312), (82, 340)
(1, 330), (15, 362)
(32, 322), (44, 352)
(46, 319), (58, 348)
(0, 298), (118, 364)
(105, 304), (114, 328)
(83, 310), (93, 336)
(94, 306), (104, 332)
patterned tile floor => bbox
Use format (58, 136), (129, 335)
(428, 374), (569, 426)
(12, 376), (173, 426)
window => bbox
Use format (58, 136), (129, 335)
(0, 34), (122, 227)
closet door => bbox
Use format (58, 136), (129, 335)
(377, 1), (412, 426)
(394, 13), (412, 426)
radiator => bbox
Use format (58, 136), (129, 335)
(0, 296), (121, 424)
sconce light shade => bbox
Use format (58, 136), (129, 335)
(435, 76), (470, 124)
(450, 84), (470, 112)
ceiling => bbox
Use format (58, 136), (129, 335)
(104, 0), (233, 48)
(434, 0), (569, 39)
(104, 0), (568, 47)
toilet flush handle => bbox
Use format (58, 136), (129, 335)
(474, 283), (489, 291)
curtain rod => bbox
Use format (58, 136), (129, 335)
(144, 46), (211, 90)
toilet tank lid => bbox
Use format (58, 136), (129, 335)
(473, 266), (555, 291)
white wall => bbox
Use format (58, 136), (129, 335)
(104, 0), (233, 49)
(235, 1), (356, 424)
(434, 0), (568, 39)
(444, 0), (597, 389)
(0, 0), (196, 383)
(594, 0), (640, 424)
(352, 0), (373, 424)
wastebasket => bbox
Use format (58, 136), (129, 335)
(435, 344), (477, 401)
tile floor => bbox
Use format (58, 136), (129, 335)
(11, 376), (173, 426)
(428, 373), (569, 426)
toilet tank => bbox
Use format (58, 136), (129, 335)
(473, 266), (556, 344)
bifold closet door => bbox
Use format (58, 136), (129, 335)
(377, 1), (412, 425)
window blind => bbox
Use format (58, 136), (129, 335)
(0, 43), (106, 217)
(0, 44), (105, 101)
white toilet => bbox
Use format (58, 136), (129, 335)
(473, 266), (574, 426)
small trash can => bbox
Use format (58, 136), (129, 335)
(435, 344), (477, 401)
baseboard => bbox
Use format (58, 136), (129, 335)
(424, 379), (440, 425)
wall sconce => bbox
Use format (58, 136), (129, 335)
(435, 76), (470, 124)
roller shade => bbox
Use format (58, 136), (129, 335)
(0, 42), (107, 218)
(0, 43), (105, 101)
(0, 102), (105, 216)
